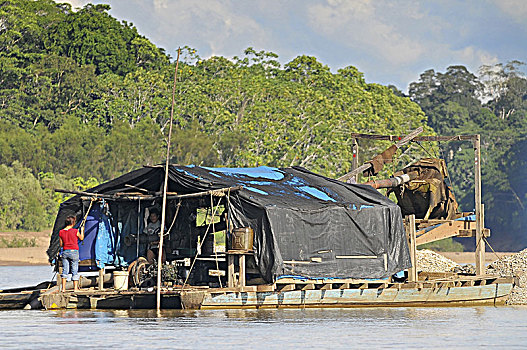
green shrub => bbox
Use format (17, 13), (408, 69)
(420, 238), (464, 252)
(0, 235), (37, 248)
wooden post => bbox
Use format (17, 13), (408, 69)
(407, 215), (417, 282)
(57, 266), (63, 291)
(228, 255), (235, 288)
(239, 255), (246, 288)
(352, 139), (359, 183)
(98, 268), (104, 291)
(474, 135), (485, 275)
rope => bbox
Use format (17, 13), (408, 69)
(180, 195), (223, 291)
(415, 141), (435, 158)
(211, 193), (222, 288)
(79, 198), (96, 246)
(165, 201), (181, 237)
(483, 236), (504, 263)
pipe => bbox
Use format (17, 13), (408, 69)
(363, 171), (418, 189)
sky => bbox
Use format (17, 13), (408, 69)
(57, 0), (527, 90)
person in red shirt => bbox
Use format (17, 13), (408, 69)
(59, 215), (85, 292)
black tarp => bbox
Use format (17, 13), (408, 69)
(48, 165), (411, 282)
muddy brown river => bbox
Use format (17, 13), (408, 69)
(1, 266), (527, 349)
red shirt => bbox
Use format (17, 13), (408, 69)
(59, 228), (79, 250)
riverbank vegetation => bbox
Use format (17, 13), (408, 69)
(0, 1), (525, 251)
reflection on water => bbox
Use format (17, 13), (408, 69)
(0, 265), (55, 289)
(1, 266), (527, 349)
(2, 307), (527, 349)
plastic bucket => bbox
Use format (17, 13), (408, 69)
(231, 227), (254, 251)
(113, 271), (129, 290)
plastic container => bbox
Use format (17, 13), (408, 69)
(231, 227), (254, 250)
(113, 270), (129, 290)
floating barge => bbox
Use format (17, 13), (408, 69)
(2, 131), (511, 311)
(37, 273), (513, 310)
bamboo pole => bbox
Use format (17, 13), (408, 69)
(157, 48), (181, 310)
(474, 135), (485, 275)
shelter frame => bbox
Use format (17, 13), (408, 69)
(348, 132), (485, 275)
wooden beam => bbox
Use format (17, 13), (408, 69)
(416, 220), (471, 245)
(475, 136), (485, 275)
(349, 133), (477, 142)
(458, 229), (490, 237)
(407, 215), (417, 282)
(338, 127), (423, 182)
(56, 186), (242, 201)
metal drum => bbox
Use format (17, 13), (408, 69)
(231, 227), (254, 251)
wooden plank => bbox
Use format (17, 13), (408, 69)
(283, 260), (311, 264)
(208, 269), (226, 277)
(415, 220), (475, 245)
(277, 284), (296, 292)
(256, 284), (276, 292)
(302, 284), (316, 290)
(335, 255), (377, 259)
(227, 249), (254, 255)
(338, 283), (350, 289)
(358, 283), (368, 290)
(458, 229), (490, 237)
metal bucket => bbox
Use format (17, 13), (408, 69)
(231, 227), (254, 251)
(113, 271), (129, 290)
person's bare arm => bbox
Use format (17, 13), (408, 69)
(60, 237), (63, 247)
(77, 226), (85, 241)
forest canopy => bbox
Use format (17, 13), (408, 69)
(0, 1), (525, 251)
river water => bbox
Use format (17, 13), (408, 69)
(1, 265), (527, 349)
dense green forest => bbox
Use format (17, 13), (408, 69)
(0, 1), (525, 250)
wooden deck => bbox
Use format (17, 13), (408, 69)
(33, 275), (514, 310)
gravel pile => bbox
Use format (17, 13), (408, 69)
(486, 248), (527, 305)
(451, 264), (476, 274)
(416, 249), (459, 273)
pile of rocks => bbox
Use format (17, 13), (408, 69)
(487, 248), (527, 305)
(415, 249), (459, 273)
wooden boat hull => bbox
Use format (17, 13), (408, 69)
(38, 276), (515, 310)
(193, 283), (513, 309)
(0, 291), (41, 310)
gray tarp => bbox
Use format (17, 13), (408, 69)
(48, 165), (411, 282)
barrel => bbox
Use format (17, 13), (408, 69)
(231, 227), (254, 251)
(113, 271), (129, 290)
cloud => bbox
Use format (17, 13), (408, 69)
(51, 0), (527, 90)
(307, 0), (427, 65)
(55, 0), (91, 10)
(492, 0), (527, 25)
(144, 0), (272, 57)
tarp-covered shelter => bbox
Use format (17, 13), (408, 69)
(48, 165), (411, 282)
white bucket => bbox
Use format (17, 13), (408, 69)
(113, 271), (129, 290)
